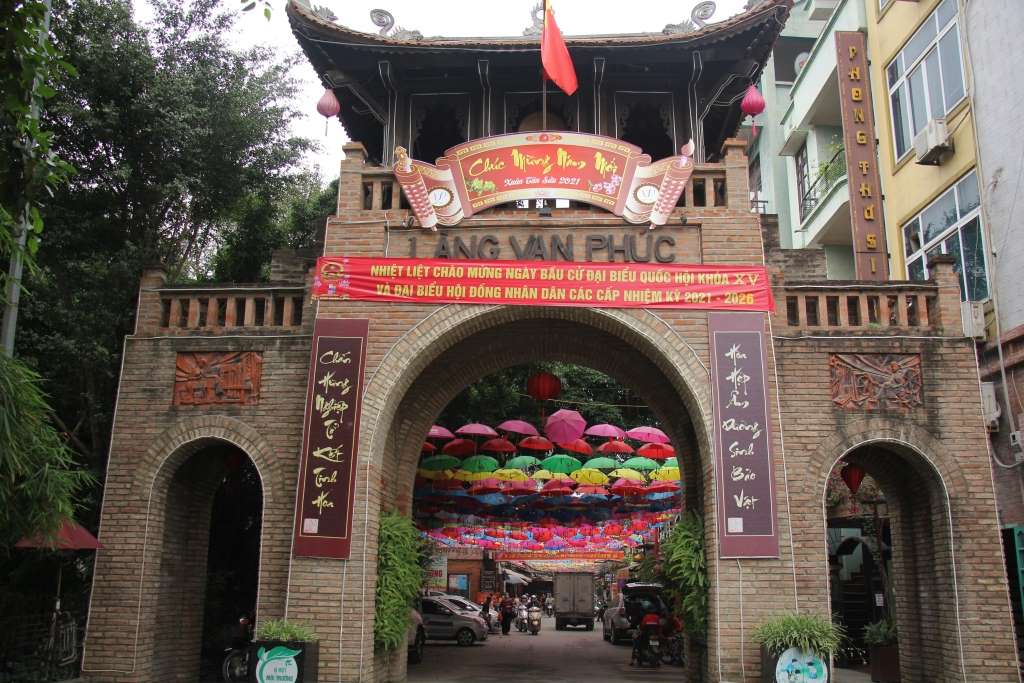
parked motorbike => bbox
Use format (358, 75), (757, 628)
(527, 606), (542, 635)
(660, 616), (685, 667)
(222, 613), (254, 681)
(515, 605), (529, 633)
(629, 613), (662, 669)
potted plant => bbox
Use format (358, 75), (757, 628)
(753, 613), (844, 683)
(248, 619), (319, 683)
(863, 618), (899, 682)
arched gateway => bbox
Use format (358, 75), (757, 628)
(81, 1), (1019, 681)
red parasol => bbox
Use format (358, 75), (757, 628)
(625, 426), (670, 444)
(428, 425), (455, 440)
(442, 438), (477, 457)
(576, 484), (609, 495)
(557, 438), (593, 456)
(610, 478), (645, 496)
(432, 479), (466, 491)
(637, 442), (675, 460)
(645, 481), (680, 494)
(545, 409), (587, 443)
(456, 423), (499, 438)
(585, 423), (626, 439)
(519, 435), (555, 452)
(598, 440), (634, 455)
(481, 437), (517, 454)
(469, 478), (502, 495)
(496, 419), (539, 436)
(503, 480), (538, 495)
(540, 480), (574, 497)
(421, 442), (437, 454)
(16, 519), (104, 551)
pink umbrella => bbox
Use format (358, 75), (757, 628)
(598, 440), (634, 455)
(637, 443), (675, 460)
(456, 423), (499, 438)
(428, 425), (455, 440)
(519, 436), (555, 452)
(585, 423), (626, 439)
(469, 478), (502, 495)
(626, 426), (670, 444)
(545, 409), (586, 443)
(497, 419), (539, 436)
(481, 437), (517, 454)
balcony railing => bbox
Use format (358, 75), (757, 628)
(798, 146), (846, 223)
(156, 285), (306, 333)
(779, 281), (940, 334)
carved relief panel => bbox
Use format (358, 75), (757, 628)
(174, 352), (263, 406)
(829, 353), (922, 411)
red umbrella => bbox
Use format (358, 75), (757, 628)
(442, 438), (477, 457)
(637, 443), (675, 460)
(645, 481), (680, 494)
(540, 480), (574, 497)
(503, 480), (538, 495)
(519, 436), (554, 452)
(456, 423), (499, 438)
(611, 479), (645, 495)
(469, 478), (502, 495)
(481, 437), (517, 454)
(432, 479), (466, 491)
(428, 425), (455, 440)
(557, 438), (593, 456)
(545, 409), (587, 443)
(421, 441), (437, 454)
(598, 440), (634, 455)
(497, 419), (539, 436)
(16, 519), (104, 550)
(577, 484), (609, 495)
(625, 426), (670, 444)
(585, 423), (626, 439)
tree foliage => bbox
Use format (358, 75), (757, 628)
(375, 510), (427, 652)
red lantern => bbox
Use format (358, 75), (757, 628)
(526, 371), (562, 402)
(841, 463), (866, 495)
(740, 84), (766, 138)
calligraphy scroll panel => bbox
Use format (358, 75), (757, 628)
(292, 319), (369, 559)
(830, 353), (922, 411)
(173, 352), (262, 406)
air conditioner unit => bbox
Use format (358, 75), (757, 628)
(981, 382), (1001, 432)
(913, 118), (953, 165)
(961, 300), (987, 340)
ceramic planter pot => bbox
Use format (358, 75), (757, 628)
(869, 643), (900, 682)
(247, 640), (319, 683)
(761, 645), (830, 683)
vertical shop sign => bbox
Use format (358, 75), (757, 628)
(293, 318), (369, 559)
(836, 31), (889, 281)
(709, 312), (779, 558)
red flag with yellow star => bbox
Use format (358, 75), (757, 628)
(541, 0), (577, 95)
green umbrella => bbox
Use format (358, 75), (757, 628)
(540, 453), (583, 474)
(461, 454), (500, 473)
(420, 454), (461, 471)
(622, 456), (660, 472)
(505, 455), (542, 470)
(584, 456), (618, 471)
(662, 457), (679, 468)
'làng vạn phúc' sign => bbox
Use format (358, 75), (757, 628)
(709, 312), (779, 558)
(293, 318), (368, 559)
(393, 133), (695, 228)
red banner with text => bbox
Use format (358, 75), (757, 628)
(313, 257), (774, 312)
(495, 551), (625, 561)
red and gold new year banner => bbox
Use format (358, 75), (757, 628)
(393, 133), (695, 228)
(293, 318), (368, 559)
(313, 257), (774, 312)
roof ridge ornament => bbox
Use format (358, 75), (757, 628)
(370, 9), (424, 40)
(662, 1), (717, 34)
(523, 3), (543, 37)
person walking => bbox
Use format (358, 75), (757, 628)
(500, 595), (516, 635)
(481, 594), (493, 630)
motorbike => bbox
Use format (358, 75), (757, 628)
(629, 613), (662, 669)
(515, 605), (529, 633)
(544, 601), (554, 617)
(222, 613), (254, 681)
(527, 606), (542, 635)
(660, 616), (685, 667)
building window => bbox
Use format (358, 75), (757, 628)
(903, 170), (987, 301)
(886, 0), (964, 160)
(795, 143), (810, 205)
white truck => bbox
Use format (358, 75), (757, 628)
(553, 571), (595, 631)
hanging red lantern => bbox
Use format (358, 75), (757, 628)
(740, 84), (766, 138)
(526, 371), (562, 402)
(841, 463), (866, 495)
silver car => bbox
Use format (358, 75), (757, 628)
(420, 597), (489, 646)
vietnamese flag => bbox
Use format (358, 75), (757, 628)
(541, 0), (578, 96)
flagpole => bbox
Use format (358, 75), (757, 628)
(542, 75), (548, 131)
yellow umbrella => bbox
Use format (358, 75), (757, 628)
(493, 468), (529, 481)
(532, 469), (573, 482)
(609, 468), (644, 481)
(418, 468), (454, 480)
(452, 469), (491, 481)
(570, 468), (610, 485)
(650, 466), (681, 481)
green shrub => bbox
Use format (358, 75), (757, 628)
(661, 511), (708, 636)
(753, 613), (845, 656)
(375, 510), (428, 652)
(256, 619), (317, 642)
(862, 618), (897, 647)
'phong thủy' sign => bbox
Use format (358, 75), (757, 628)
(313, 257), (773, 312)
(393, 133), (695, 228)
(293, 318), (368, 559)
(708, 312), (779, 558)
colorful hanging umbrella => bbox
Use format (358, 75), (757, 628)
(625, 426), (670, 444)
(585, 423), (626, 439)
(432, 478), (466, 491)
(497, 419), (539, 436)
(649, 466), (681, 481)
(519, 436), (555, 452)
(457, 423), (499, 438)
(532, 469), (556, 480)
(442, 438), (477, 457)
(645, 481), (680, 494)
(570, 468), (610, 485)
(461, 455), (500, 473)
(608, 468), (645, 481)
(598, 440), (634, 455)
(611, 478), (645, 495)
(622, 456), (660, 471)
(584, 456), (618, 470)
(540, 453), (583, 474)
(420, 454), (461, 471)
(451, 469), (490, 481)
(469, 478), (502, 495)
(428, 425), (455, 440)
(505, 455), (542, 470)
(493, 468), (529, 481)
(417, 467), (455, 480)
(540, 480), (574, 497)
(557, 438), (594, 456)
(544, 409), (587, 443)
(481, 437), (517, 453)
(663, 457), (679, 468)
(576, 484), (609, 496)
(503, 479), (538, 494)
(16, 519), (104, 551)
(421, 442), (437, 454)
(637, 443), (675, 460)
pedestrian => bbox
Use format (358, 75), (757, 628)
(500, 594), (516, 635)
(481, 594), (493, 629)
